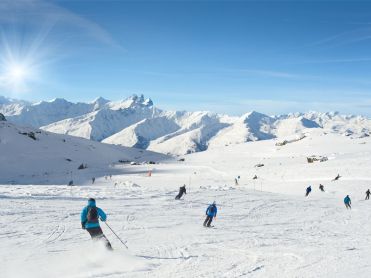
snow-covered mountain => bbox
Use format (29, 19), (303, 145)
(43, 95), (157, 141)
(0, 119), (169, 184)
(0, 97), (111, 127)
(2, 94), (371, 156)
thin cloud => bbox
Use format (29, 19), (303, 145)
(0, 0), (120, 48)
(308, 26), (371, 49)
(242, 69), (317, 80)
(219, 68), (318, 80)
(295, 57), (371, 65)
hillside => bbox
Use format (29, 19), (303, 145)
(0, 120), (169, 185)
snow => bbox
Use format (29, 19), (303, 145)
(41, 96), (157, 141)
(0, 121), (169, 184)
(102, 116), (181, 149)
(2, 127), (371, 277)
(3, 95), (371, 155)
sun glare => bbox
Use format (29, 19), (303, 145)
(8, 64), (27, 82)
(0, 59), (35, 93)
(0, 37), (42, 93)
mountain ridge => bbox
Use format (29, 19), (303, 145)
(1, 94), (371, 155)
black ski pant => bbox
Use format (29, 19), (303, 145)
(175, 192), (184, 200)
(366, 194), (370, 200)
(345, 203), (351, 209)
(203, 216), (213, 227)
(87, 227), (113, 250)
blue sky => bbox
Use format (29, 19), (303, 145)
(1, 0), (371, 115)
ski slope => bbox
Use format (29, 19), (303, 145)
(1, 130), (371, 277)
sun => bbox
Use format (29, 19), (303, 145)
(8, 64), (27, 83)
(0, 61), (34, 92)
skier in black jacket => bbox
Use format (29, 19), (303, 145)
(366, 189), (370, 200)
(175, 185), (187, 200)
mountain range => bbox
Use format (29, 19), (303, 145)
(1, 94), (370, 155)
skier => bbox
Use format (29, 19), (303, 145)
(333, 174), (341, 181)
(92, 177), (95, 184)
(366, 189), (370, 200)
(175, 185), (187, 200)
(203, 202), (217, 227)
(344, 195), (351, 209)
(305, 186), (312, 197)
(81, 198), (112, 250)
(319, 184), (325, 192)
(253, 175), (258, 180)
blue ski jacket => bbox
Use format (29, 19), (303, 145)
(81, 199), (107, 229)
(206, 204), (217, 217)
(344, 196), (351, 204)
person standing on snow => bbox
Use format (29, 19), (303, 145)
(344, 195), (352, 209)
(175, 184), (187, 200)
(365, 189), (370, 200)
(203, 202), (217, 227)
(319, 184), (325, 192)
(305, 186), (312, 197)
(81, 198), (112, 250)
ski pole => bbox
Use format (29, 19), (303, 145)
(104, 222), (128, 249)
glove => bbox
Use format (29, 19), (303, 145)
(81, 222), (86, 229)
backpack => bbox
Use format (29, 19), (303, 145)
(209, 205), (215, 214)
(87, 207), (98, 222)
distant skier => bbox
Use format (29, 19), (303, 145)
(203, 202), (217, 227)
(319, 184), (325, 192)
(366, 189), (370, 200)
(344, 195), (351, 209)
(333, 174), (341, 181)
(175, 185), (187, 200)
(92, 177), (95, 184)
(253, 175), (258, 180)
(81, 198), (112, 250)
(305, 186), (312, 197)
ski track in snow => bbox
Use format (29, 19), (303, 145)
(2, 133), (371, 277)
(1, 181), (371, 278)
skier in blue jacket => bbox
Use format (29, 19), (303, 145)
(344, 195), (351, 209)
(81, 198), (112, 250)
(305, 186), (312, 197)
(203, 202), (217, 227)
